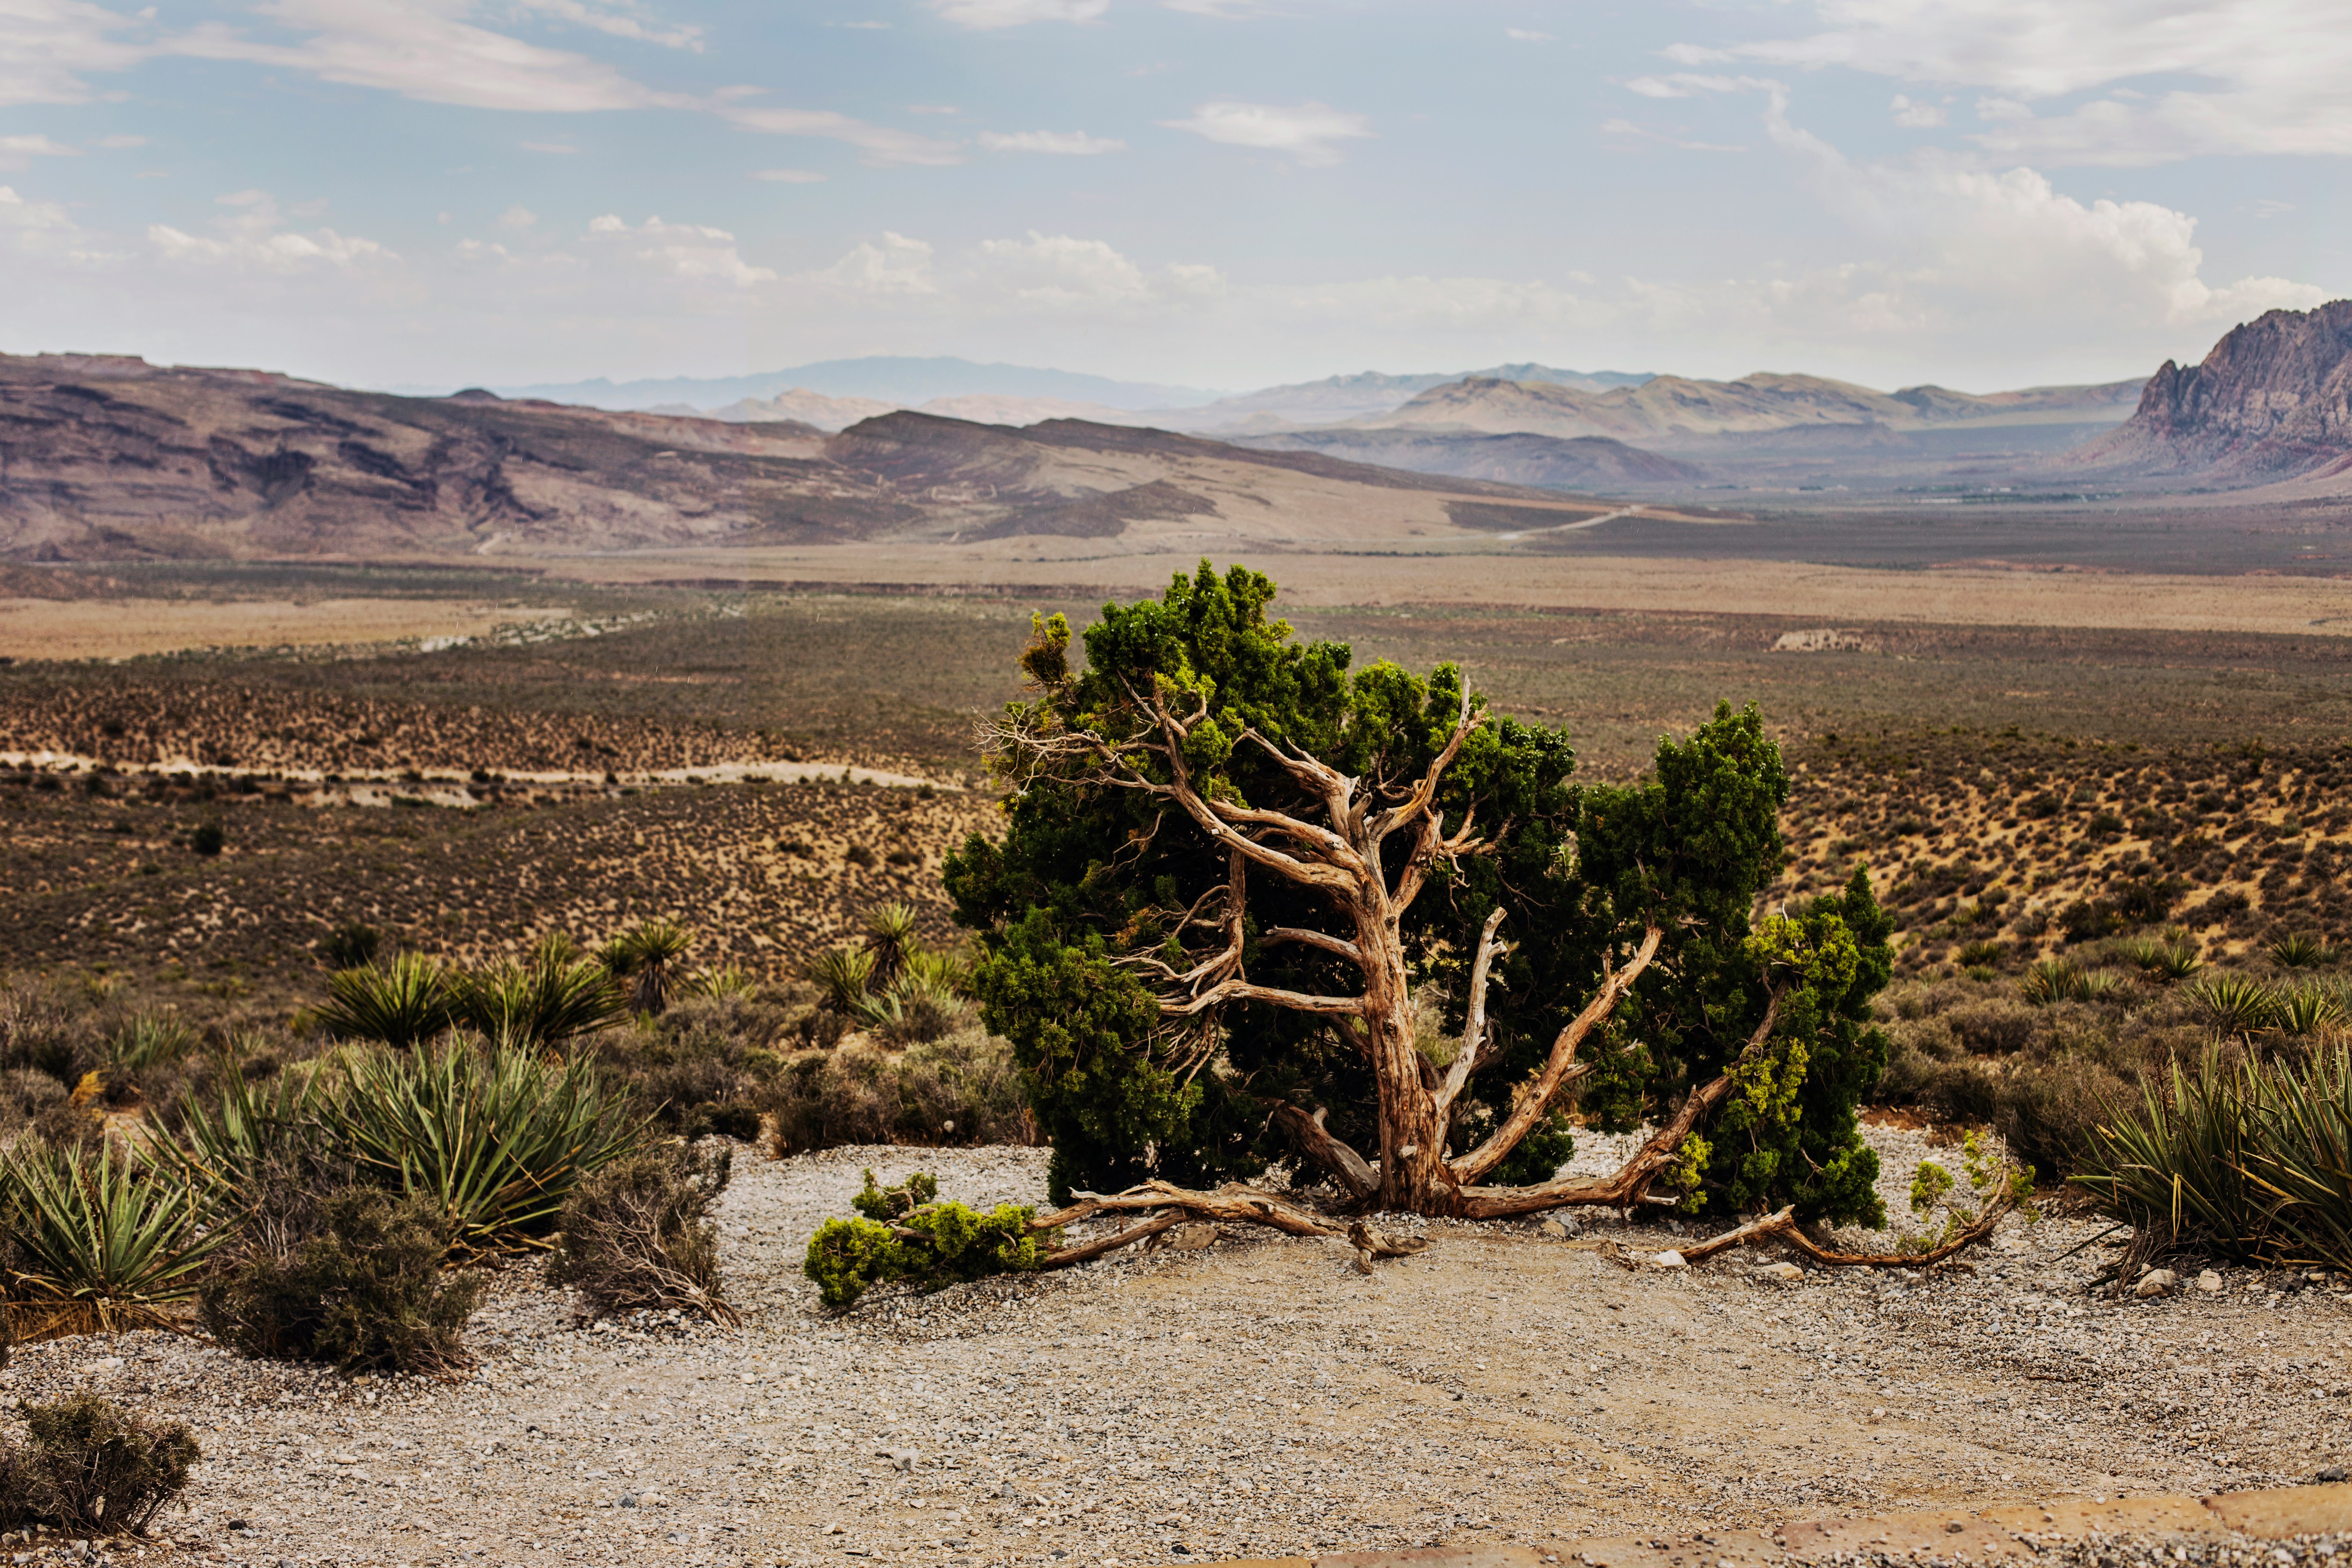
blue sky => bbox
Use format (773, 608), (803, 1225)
(1, 0), (2345, 393)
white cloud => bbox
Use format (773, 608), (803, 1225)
(818, 231), (937, 295)
(584, 212), (774, 286)
(1717, 0), (2352, 165)
(1975, 96), (2031, 122)
(1159, 100), (1373, 165)
(978, 129), (1125, 155)
(0, 182), (75, 230)
(496, 204), (536, 230)
(1504, 28), (1553, 42)
(1624, 72), (1781, 99)
(1890, 93), (1945, 128)
(0, 0), (150, 107)
(929, 0), (1107, 28)
(0, 132), (79, 168)
(509, 0), (702, 50)
(718, 102), (960, 167)
(1162, 0), (1261, 13)
(750, 167), (825, 182)
(148, 189), (389, 271)
(95, 132), (142, 147)
(976, 231), (1223, 306)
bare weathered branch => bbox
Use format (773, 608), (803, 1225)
(1448, 924), (1664, 1186)
(1262, 925), (1364, 967)
(1678, 1185), (2019, 1269)
(1452, 980), (1779, 1216)
(1161, 978), (1366, 1018)
(1432, 907), (1510, 1121)
(1266, 1102), (1377, 1201)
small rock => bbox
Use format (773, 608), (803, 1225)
(2135, 1269), (2179, 1299)
(2316, 1466), (2348, 1484)
(2197, 1269), (2223, 1293)
(824, 1522), (846, 1535)
(1164, 1223), (1219, 1252)
(1651, 1250), (1687, 1269)
(1754, 1262), (1804, 1283)
(1539, 1216), (1580, 1240)
(618, 1493), (638, 1509)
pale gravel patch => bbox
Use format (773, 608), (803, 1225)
(0, 1139), (2344, 1568)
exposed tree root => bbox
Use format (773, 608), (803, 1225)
(1679, 1186), (2021, 1268)
(1030, 1180), (1429, 1271)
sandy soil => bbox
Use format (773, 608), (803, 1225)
(0, 599), (570, 661)
(4, 1132), (2342, 1568)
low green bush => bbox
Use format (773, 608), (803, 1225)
(0, 1393), (199, 1536)
(803, 1170), (1047, 1311)
(199, 1188), (481, 1376)
(547, 1143), (735, 1324)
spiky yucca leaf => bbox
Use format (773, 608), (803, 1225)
(2073, 1050), (2277, 1259)
(330, 1043), (646, 1253)
(2244, 1046), (2352, 1270)
(863, 903), (921, 989)
(2277, 987), (2347, 1039)
(810, 946), (876, 1014)
(106, 1015), (196, 1072)
(2020, 959), (2082, 1005)
(2269, 932), (2331, 970)
(2187, 975), (2283, 1037)
(457, 949), (626, 1053)
(314, 953), (453, 1048)
(2, 1141), (222, 1337)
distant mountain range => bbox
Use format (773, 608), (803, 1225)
(457, 356), (1659, 430)
(1361, 372), (2146, 442)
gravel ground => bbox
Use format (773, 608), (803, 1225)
(2, 1128), (2346, 1568)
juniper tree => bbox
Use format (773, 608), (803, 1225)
(946, 562), (1894, 1223)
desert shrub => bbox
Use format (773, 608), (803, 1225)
(199, 1188), (481, 1375)
(2, 1141), (223, 1338)
(0, 1393), (199, 1535)
(803, 1169), (1046, 1310)
(808, 946), (876, 1014)
(859, 976), (967, 1046)
(0, 1067), (65, 1126)
(318, 922), (382, 969)
(863, 903), (920, 990)
(1996, 1056), (2135, 1178)
(600, 992), (790, 1138)
(547, 1143), (736, 1324)
(2076, 1048), (2284, 1262)
(2186, 974), (2282, 1037)
(765, 1031), (1031, 1155)
(1942, 998), (2037, 1054)
(104, 1016), (195, 1074)
(187, 821), (224, 857)
(0, 980), (96, 1088)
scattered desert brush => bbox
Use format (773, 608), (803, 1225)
(0, 1393), (199, 1537)
(547, 1142), (737, 1325)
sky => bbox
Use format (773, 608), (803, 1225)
(1, 0), (2346, 395)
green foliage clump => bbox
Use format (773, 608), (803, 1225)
(199, 1189), (481, 1375)
(315, 953), (453, 1049)
(548, 1143), (735, 1324)
(803, 1170), (1047, 1311)
(456, 939), (627, 1053)
(1896, 1130), (2035, 1253)
(947, 562), (1892, 1219)
(601, 919), (696, 1015)
(0, 1393), (200, 1536)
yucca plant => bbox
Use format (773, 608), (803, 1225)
(105, 1016), (196, 1073)
(2269, 932), (2331, 970)
(2075, 970), (2132, 1005)
(2073, 1049), (2277, 1260)
(457, 946), (626, 1054)
(142, 1069), (323, 1208)
(327, 1043), (646, 1254)
(2019, 959), (2082, 1005)
(601, 919), (695, 1015)
(2275, 987), (2348, 1040)
(1, 1141), (222, 1338)
(685, 965), (758, 1002)
(863, 903), (921, 990)
(902, 945), (974, 997)
(2187, 974), (2283, 1038)
(314, 953), (453, 1048)
(2152, 938), (2205, 982)
(810, 945), (877, 1015)
(2245, 1046), (2352, 1270)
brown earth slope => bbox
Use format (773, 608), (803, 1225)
(0, 355), (1614, 564)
